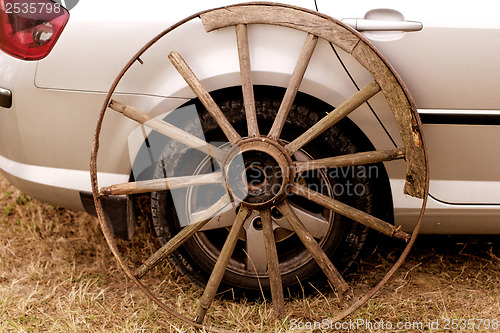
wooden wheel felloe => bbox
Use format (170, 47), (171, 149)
(91, 3), (428, 330)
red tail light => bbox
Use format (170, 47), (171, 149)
(0, 0), (69, 60)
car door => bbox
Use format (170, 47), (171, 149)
(316, 0), (500, 204)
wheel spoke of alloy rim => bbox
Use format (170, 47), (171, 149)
(236, 24), (259, 137)
(100, 173), (224, 196)
(291, 184), (411, 242)
(198, 204), (237, 231)
(286, 80), (381, 154)
(244, 220), (268, 273)
(277, 201), (351, 296)
(134, 194), (231, 279)
(108, 99), (226, 161)
(294, 148), (406, 173)
(260, 210), (285, 319)
(168, 51), (242, 144)
(273, 204), (329, 239)
(195, 205), (251, 324)
(268, 33), (318, 140)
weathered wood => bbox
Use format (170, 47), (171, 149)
(295, 148), (406, 173)
(286, 80), (380, 154)
(100, 173), (224, 196)
(195, 205), (251, 324)
(236, 24), (259, 137)
(200, 5), (359, 53)
(260, 210), (285, 319)
(291, 184), (410, 242)
(277, 201), (351, 296)
(351, 41), (426, 198)
(168, 51), (242, 144)
(108, 100), (226, 161)
(268, 34), (318, 140)
(134, 194), (231, 279)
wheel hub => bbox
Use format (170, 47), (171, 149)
(223, 137), (294, 209)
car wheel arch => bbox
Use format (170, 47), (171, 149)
(126, 85), (396, 231)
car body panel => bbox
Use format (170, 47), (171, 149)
(34, 0), (317, 93)
(392, 180), (500, 234)
(1, 1), (500, 234)
(316, 0), (500, 204)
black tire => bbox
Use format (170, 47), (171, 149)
(151, 86), (392, 297)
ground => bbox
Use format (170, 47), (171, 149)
(0, 175), (498, 332)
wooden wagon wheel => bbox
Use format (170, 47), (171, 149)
(91, 3), (428, 330)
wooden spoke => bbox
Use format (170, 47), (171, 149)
(295, 148), (406, 173)
(168, 51), (242, 144)
(100, 173), (224, 196)
(260, 210), (285, 319)
(134, 194), (231, 279)
(108, 99), (226, 161)
(195, 205), (251, 324)
(286, 80), (381, 154)
(268, 33), (318, 140)
(277, 201), (351, 296)
(236, 24), (259, 137)
(291, 184), (410, 242)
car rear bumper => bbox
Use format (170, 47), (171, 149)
(0, 153), (128, 210)
(0, 155), (136, 239)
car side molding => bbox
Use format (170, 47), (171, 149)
(419, 109), (500, 125)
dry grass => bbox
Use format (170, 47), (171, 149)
(0, 174), (498, 332)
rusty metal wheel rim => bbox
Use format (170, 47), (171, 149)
(91, 2), (429, 330)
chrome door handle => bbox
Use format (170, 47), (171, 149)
(342, 18), (423, 32)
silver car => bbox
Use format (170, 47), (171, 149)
(1, 0), (499, 325)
